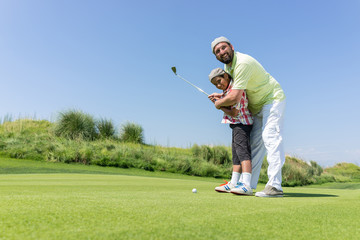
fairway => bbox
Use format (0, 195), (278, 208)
(0, 173), (359, 240)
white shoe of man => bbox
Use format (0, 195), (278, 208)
(255, 185), (283, 197)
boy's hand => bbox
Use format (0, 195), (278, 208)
(208, 93), (222, 103)
(209, 97), (217, 103)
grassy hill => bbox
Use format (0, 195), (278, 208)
(0, 119), (359, 186)
(324, 162), (360, 181)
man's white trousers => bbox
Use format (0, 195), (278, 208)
(250, 100), (286, 191)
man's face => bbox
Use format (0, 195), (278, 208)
(213, 42), (234, 64)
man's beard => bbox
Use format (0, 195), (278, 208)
(217, 51), (234, 64)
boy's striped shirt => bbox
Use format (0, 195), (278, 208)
(221, 81), (253, 125)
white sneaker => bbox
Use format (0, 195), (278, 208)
(215, 181), (235, 193)
(255, 185), (283, 197)
(230, 182), (253, 196)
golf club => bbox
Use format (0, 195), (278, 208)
(171, 66), (209, 97)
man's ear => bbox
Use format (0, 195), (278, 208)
(230, 44), (234, 51)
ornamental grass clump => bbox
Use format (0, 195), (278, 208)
(55, 110), (97, 141)
(97, 118), (116, 139)
(120, 122), (144, 144)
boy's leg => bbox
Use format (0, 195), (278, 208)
(249, 114), (267, 189)
(230, 165), (241, 186)
(229, 124), (253, 195)
(241, 160), (251, 172)
(232, 124), (252, 179)
(215, 125), (241, 193)
(231, 158), (253, 195)
(230, 125), (242, 185)
(241, 160), (251, 187)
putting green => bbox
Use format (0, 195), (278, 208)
(0, 173), (359, 239)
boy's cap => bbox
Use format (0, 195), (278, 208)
(211, 36), (231, 53)
(209, 68), (226, 82)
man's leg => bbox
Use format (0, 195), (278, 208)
(262, 100), (286, 191)
(253, 100), (286, 199)
(249, 114), (266, 189)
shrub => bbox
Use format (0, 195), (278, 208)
(258, 156), (327, 186)
(97, 118), (116, 139)
(202, 145), (213, 161)
(191, 144), (202, 157)
(191, 144), (231, 165)
(192, 161), (228, 178)
(258, 158), (269, 184)
(120, 122), (144, 144)
(307, 161), (323, 176)
(281, 156), (327, 186)
(212, 146), (231, 165)
(55, 110), (97, 140)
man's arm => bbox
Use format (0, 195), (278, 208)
(220, 107), (239, 118)
(214, 89), (243, 109)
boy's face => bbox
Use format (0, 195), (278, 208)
(211, 75), (229, 91)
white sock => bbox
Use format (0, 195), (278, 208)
(239, 174), (243, 183)
(230, 172), (240, 185)
(242, 172), (252, 187)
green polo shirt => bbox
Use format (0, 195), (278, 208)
(224, 52), (285, 114)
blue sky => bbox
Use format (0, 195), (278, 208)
(1, 0), (359, 167)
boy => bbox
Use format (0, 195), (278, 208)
(208, 68), (253, 195)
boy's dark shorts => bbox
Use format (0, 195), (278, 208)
(230, 123), (252, 165)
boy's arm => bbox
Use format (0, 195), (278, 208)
(219, 106), (240, 118)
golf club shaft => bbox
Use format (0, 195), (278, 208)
(175, 74), (209, 96)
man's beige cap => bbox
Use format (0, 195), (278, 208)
(211, 36), (231, 53)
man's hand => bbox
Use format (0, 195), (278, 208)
(214, 100), (222, 109)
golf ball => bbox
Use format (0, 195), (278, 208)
(192, 188), (197, 193)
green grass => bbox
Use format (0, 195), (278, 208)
(307, 182), (360, 190)
(0, 157), (220, 182)
(0, 157), (360, 239)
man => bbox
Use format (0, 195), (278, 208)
(209, 36), (286, 197)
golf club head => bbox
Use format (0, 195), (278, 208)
(170, 66), (210, 96)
